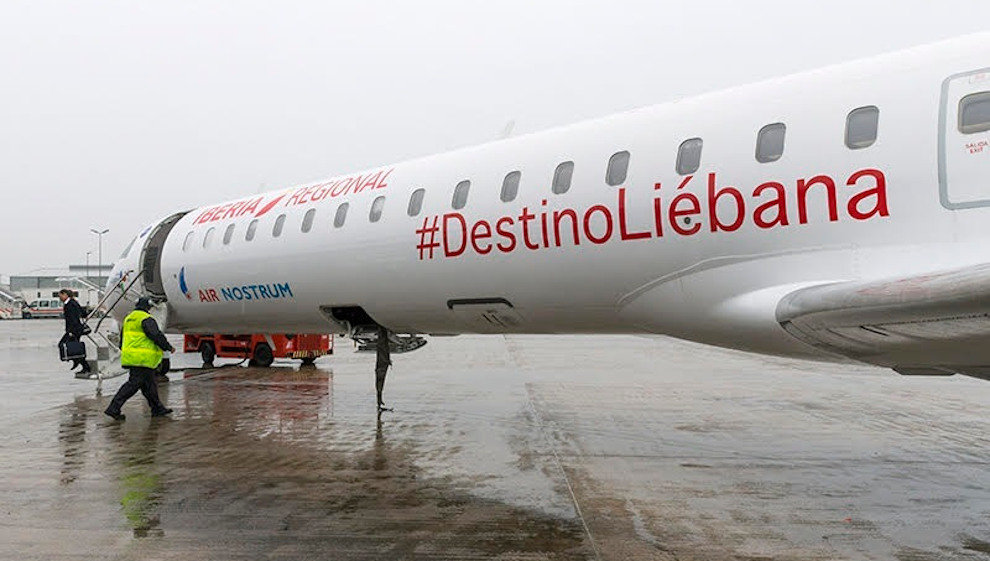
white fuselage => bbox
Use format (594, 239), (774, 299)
(109, 34), (990, 361)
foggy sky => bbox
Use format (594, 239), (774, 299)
(2, 0), (989, 278)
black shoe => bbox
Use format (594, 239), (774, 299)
(80, 364), (92, 374)
(151, 408), (173, 417)
(104, 409), (125, 421)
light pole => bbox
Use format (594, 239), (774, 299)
(90, 228), (109, 299)
(85, 251), (92, 304)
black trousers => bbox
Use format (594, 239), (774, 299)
(107, 367), (167, 415)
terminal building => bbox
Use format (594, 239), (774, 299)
(9, 264), (112, 308)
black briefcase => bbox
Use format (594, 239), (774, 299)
(59, 340), (86, 361)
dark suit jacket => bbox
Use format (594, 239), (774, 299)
(63, 298), (86, 337)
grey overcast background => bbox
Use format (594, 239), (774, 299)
(1, 1), (988, 277)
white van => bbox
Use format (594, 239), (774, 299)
(22, 298), (63, 319)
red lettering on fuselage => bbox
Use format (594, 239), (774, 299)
(198, 289), (220, 303)
(191, 168), (395, 228)
(419, 168), (890, 260)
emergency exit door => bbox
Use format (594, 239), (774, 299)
(940, 68), (990, 209)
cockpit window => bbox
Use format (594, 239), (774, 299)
(119, 236), (138, 259)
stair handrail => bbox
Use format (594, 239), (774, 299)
(88, 269), (145, 333)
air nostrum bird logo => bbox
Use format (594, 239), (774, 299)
(179, 267), (191, 300)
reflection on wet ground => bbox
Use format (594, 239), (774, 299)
(1, 321), (989, 560)
(9, 372), (587, 559)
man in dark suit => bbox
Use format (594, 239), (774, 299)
(58, 289), (90, 374)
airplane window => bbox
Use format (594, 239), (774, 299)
(246, 219), (259, 241)
(273, 214), (286, 237)
(959, 91), (990, 134)
(452, 180), (471, 210)
(676, 138), (703, 175)
(182, 232), (194, 252)
(203, 227), (216, 248)
(370, 196), (386, 223)
(407, 188), (425, 216)
(756, 123), (786, 163)
(501, 171), (521, 202)
(552, 162), (574, 194)
(606, 151), (630, 186)
(301, 208), (316, 233)
(334, 202), (349, 228)
(846, 106), (879, 149)
(223, 223), (235, 245)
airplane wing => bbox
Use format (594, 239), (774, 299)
(776, 264), (990, 381)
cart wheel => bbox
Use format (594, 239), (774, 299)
(200, 341), (216, 366)
(300, 357), (317, 366)
(253, 343), (274, 368)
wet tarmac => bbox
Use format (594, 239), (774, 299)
(1, 320), (989, 560)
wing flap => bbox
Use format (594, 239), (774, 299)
(777, 264), (990, 377)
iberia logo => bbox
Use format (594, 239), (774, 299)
(190, 193), (287, 226)
(189, 167), (393, 227)
(254, 194), (286, 217)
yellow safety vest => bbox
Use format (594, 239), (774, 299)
(121, 310), (163, 369)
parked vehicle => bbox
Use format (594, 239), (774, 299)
(183, 333), (333, 367)
(22, 298), (64, 319)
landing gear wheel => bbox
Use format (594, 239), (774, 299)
(200, 342), (216, 366)
(252, 343), (274, 368)
(300, 357), (317, 366)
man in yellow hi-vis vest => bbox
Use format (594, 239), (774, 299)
(104, 297), (176, 421)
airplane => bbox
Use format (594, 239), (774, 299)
(104, 32), (990, 386)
